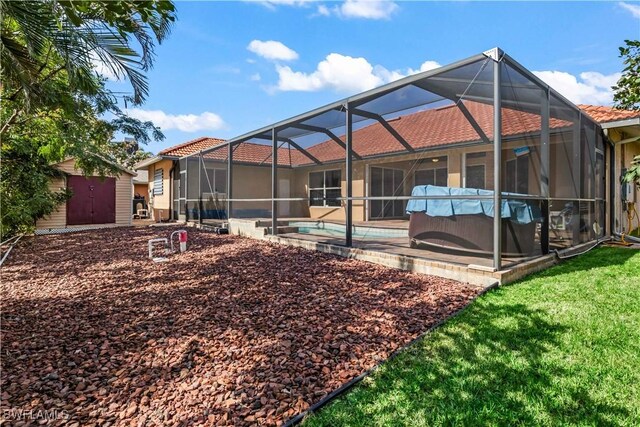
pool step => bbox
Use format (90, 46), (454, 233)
(266, 226), (299, 234)
(256, 219), (297, 227)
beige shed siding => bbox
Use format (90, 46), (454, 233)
(35, 177), (68, 229)
(115, 174), (133, 226)
(36, 158), (133, 231)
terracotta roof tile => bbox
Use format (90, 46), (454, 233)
(577, 105), (640, 123)
(294, 101), (571, 166)
(158, 136), (225, 157)
(202, 142), (307, 167)
(186, 102), (629, 168)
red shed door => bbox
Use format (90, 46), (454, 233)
(67, 176), (116, 225)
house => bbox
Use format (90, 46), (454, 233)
(134, 137), (225, 221)
(36, 158), (135, 234)
(578, 105), (640, 236)
(132, 168), (149, 217)
(137, 48), (639, 280)
(171, 48), (613, 274)
(133, 169), (148, 201)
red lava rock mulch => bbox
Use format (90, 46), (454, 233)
(1, 227), (481, 426)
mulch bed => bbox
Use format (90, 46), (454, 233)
(1, 227), (480, 426)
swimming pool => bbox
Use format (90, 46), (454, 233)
(288, 221), (408, 239)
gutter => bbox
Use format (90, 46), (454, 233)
(599, 117), (640, 130)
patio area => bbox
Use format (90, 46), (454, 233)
(202, 217), (542, 269)
(1, 227), (480, 426)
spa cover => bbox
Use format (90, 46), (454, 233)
(406, 185), (542, 224)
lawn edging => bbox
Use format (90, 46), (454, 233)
(284, 280), (500, 427)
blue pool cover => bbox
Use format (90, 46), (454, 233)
(406, 185), (542, 224)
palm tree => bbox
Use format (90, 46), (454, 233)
(0, 0), (175, 128)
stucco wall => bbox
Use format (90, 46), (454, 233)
(147, 159), (174, 220)
(609, 128), (640, 233)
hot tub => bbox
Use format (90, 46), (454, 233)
(406, 185), (542, 257)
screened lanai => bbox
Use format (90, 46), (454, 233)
(179, 48), (607, 271)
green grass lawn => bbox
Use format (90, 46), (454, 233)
(304, 247), (640, 426)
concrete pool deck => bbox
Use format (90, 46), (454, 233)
(196, 218), (563, 286)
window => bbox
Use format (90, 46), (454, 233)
(309, 170), (341, 207)
(415, 156), (448, 187)
(466, 165), (485, 189)
(505, 155), (529, 194)
(201, 168), (227, 195)
(465, 152), (486, 189)
(370, 166), (405, 218)
(153, 168), (163, 195)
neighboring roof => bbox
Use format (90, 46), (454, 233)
(578, 105), (640, 124)
(158, 136), (225, 157)
(133, 169), (148, 184)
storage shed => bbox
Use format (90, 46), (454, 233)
(36, 158), (135, 234)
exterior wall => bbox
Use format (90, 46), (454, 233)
(36, 176), (68, 230)
(232, 165), (272, 216)
(200, 131), (613, 228)
(36, 158), (133, 231)
(609, 128), (640, 233)
(146, 159), (174, 221)
(133, 183), (148, 200)
(115, 174), (133, 225)
(281, 136), (578, 223)
(288, 144), (497, 222)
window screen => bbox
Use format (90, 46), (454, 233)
(505, 155), (529, 194)
(466, 164), (485, 189)
(415, 168), (448, 186)
(153, 169), (163, 195)
(201, 168), (227, 194)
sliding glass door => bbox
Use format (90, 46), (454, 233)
(370, 166), (405, 219)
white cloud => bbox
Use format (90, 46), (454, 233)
(248, 0), (399, 20)
(619, 1), (640, 18)
(417, 61), (442, 72)
(533, 70), (621, 105)
(91, 53), (119, 81)
(249, 0), (315, 10)
(125, 109), (226, 132)
(316, 4), (330, 16)
(250, 73), (262, 81)
(273, 53), (441, 93)
(247, 40), (299, 61)
(336, 0), (398, 19)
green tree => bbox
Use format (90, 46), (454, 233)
(622, 155), (640, 188)
(0, 1), (175, 238)
(613, 39), (640, 111)
(107, 139), (153, 170)
(613, 40), (640, 190)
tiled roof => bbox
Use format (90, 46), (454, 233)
(202, 141), (308, 167)
(158, 136), (225, 157)
(188, 102), (634, 168)
(578, 105), (640, 123)
(293, 101), (571, 166)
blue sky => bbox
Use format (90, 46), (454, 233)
(105, 1), (640, 154)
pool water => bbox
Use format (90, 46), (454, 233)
(288, 221), (408, 239)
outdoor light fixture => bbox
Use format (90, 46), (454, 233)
(432, 158), (439, 163)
